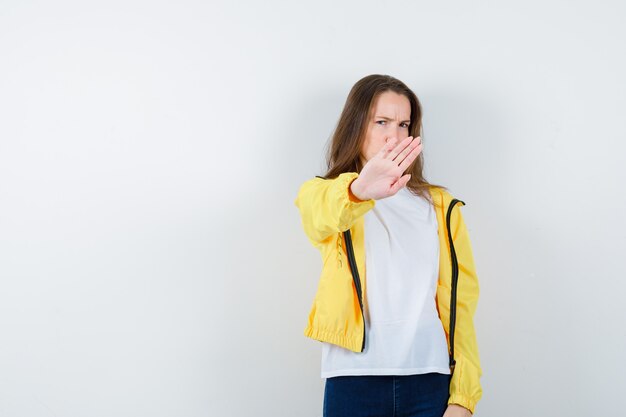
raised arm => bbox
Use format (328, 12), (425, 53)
(294, 172), (376, 248)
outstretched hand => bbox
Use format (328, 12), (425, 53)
(350, 136), (423, 201)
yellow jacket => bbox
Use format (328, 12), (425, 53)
(294, 171), (483, 414)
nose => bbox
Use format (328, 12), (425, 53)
(385, 125), (406, 142)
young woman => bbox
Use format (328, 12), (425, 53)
(294, 74), (483, 417)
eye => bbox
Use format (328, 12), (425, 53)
(376, 120), (386, 125)
(400, 122), (410, 128)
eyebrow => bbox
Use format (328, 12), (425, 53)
(375, 116), (411, 123)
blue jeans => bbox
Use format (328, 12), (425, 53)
(323, 372), (451, 417)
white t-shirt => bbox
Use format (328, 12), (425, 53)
(321, 187), (451, 378)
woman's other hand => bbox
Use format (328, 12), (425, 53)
(350, 136), (422, 200)
(442, 404), (473, 417)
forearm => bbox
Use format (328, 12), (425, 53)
(295, 172), (375, 245)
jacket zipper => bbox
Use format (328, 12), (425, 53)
(342, 198), (465, 364)
(343, 229), (366, 352)
(446, 198), (465, 371)
(316, 173), (464, 361)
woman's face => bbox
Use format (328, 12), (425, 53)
(360, 91), (412, 166)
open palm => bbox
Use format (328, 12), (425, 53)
(352, 136), (423, 201)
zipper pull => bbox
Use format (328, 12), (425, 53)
(337, 233), (343, 268)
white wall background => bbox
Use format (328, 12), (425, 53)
(1, 1), (624, 416)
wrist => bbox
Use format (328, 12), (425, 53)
(349, 178), (367, 202)
(449, 403), (472, 416)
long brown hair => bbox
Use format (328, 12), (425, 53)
(321, 74), (448, 201)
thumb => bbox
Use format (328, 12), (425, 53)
(391, 174), (411, 193)
(399, 173), (411, 187)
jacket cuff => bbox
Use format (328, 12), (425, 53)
(448, 393), (477, 415)
(447, 353), (482, 415)
(332, 172), (375, 225)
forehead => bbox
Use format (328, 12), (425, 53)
(370, 91), (411, 118)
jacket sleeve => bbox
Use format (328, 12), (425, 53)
(294, 172), (376, 248)
(447, 205), (483, 414)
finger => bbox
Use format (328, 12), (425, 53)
(401, 174), (411, 188)
(397, 142), (422, 172)
(390, 174), (411, 193)
(394, 146), (421, 176)
(396, 138), (422, 170)
(376, 137), (398, 157)
(386, 136), (414, 160)
(392, 136), (420, 163)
